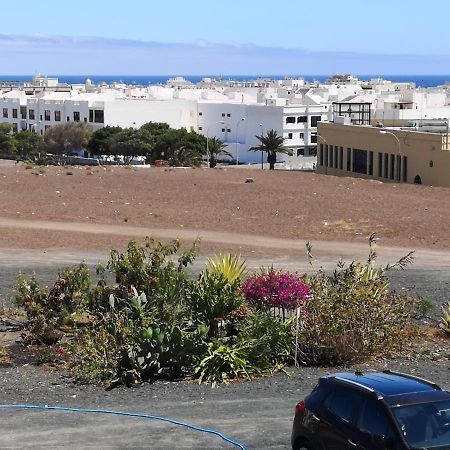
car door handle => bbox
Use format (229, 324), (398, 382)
(347, 439), (357, 447)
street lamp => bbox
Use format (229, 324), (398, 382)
(235, 117), (246, 165)
(259, 123), (264, 169)
(379, 130), (401, 153)
(206, 120), (225, 168)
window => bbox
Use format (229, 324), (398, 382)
(324, 145), (328, 167)
(12, 123), (18, 132)
(299, 133), (304, 139)
(227, 128), (231, 133)
(286, 116), (296, 124)
(311, 133), (317, 144)
(390, 154), (395, 179)
(347, 148), (351, 171)
(198, 112), (202, 116)
(369, 151), (374, 176)
(221, 113), (225, 117)
(324, 387), (361, 423)
(94, 110), (104, 123)
(297, 149), (304, 156)
(356, 399), (393, 439)
(227, 113), (231, 117)
(198, 126), (203, 131)
(378, 153), (383, 177)
(12, 108), (17, 119)
(44, 110), (51, 121)
(311, 116), (322, 127)
(222, 128), (226, 132)
(319, 144), (324, 165)
(73, 111), (80, 122)
(353, 149), (368, 174)
(53, 111), (61, 122)
(67, 116), (70, 122)
(20, 106), (27, 119)
(89, 110), (94, 122)
(297, 116), (307, 123)
(402, 156), (408, 182)
(45, 125), (50, 131)
(3, 108), (8, 118)
(384, 153), (389, 178)
(329, 146), (334, 168)
(288, 132), (293, 139)
(339, 147), (343, 170)
(84, 117), (87, 122)
(397, 155), (402, 180)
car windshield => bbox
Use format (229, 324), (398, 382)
(392, 400), (450, 449)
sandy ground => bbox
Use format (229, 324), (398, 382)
(0, 164), (449, 253)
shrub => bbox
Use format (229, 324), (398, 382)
(237, 310), (296, 369)
(14, 264), (91, 344)
(194, 340), (253, 386)
(241, 270), (309, 317)
(186, 272), (244, 338)
(441, 300), (450, 335)
(205, 253), (247, 283)
(298, 236), (418, 366)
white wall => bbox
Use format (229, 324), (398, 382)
(104, 99), (198, 130)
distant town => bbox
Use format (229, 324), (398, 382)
(1, 72), (450, 186)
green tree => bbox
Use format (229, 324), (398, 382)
(207, 137), (232, 168)
(0, 123), (15, 155)
(152, 129), (205, 167)
(109, 128), (153, 164)
(140, 122), (170, 138)
(44, 122), (93, 155)
(249, 129), (291, 170)
(13, 131), (45, 161)
(87, 126), (123, 156)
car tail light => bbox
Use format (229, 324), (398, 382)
(295, 400), (306, 415)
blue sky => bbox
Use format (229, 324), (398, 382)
(1, 0), (450, 75)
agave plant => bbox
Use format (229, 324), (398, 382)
(441, 300), (450, 335)
(205, 253), (247, 284)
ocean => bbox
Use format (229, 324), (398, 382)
(1, 75), (450, 88)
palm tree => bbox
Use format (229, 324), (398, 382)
(207, 137), (232, 168)
(249, 129), (291, 170)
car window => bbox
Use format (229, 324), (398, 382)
(356, 398), (394, 438)
(324, 387), (361, 423)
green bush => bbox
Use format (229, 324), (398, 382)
(298, 236), (418, 366)
(186, 272), (244, 338)
(14, 264), (91, 344)
(194, 340), (254, 386)
(237, 311), (296, 369)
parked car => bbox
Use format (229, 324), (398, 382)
(292, 370), (450, 450)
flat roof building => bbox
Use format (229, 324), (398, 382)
(317, 122), (450, 187)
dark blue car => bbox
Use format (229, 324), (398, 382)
(292, 370), (450, 450)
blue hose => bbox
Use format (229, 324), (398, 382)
(0, 404), (247, 449)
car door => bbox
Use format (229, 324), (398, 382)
(353, 397), (400, 450)
(315, 386), (363, 450)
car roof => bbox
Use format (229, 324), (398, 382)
(321, 371), (444, 398)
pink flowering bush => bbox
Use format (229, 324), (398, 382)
(241, 270), (310, 311)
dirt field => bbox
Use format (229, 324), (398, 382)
(0, 164), (449, 252)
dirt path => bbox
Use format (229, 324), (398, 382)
(2, 216), (450, 268)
